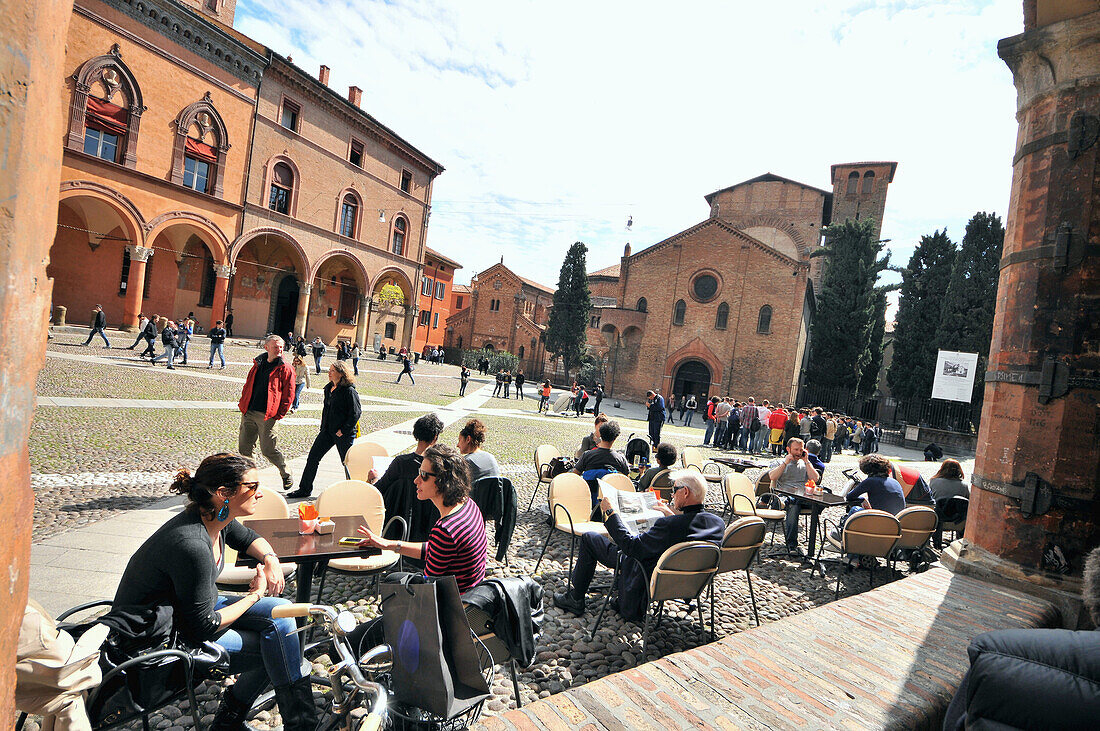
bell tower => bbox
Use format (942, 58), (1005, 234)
(828, 161), (897, 241)
(178, 0), (238, 27)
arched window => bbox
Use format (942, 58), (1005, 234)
(715, 302), (729, 330)
(172, 96), (229, 197)
(384, 322), (396, 339)
(637, 297), (647, 313)
(457, 335), (463, 349)
(68, 49), (144, 168)
(269, 162), (293, 214)
(862, 170), (875, 195)
(846, 171), (859, 195)
(518, 345), (525, 359)
(392, 217), (407, 256)
(757, 305), (772, 334)
(673, 299), (686, 326)
(339, 194), (359, 238)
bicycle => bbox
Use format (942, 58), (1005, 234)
(271, 603), (388, 731)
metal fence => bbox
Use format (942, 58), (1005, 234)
(798, 384), (982, 435)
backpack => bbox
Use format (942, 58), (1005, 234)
(749, 407), (761, 432)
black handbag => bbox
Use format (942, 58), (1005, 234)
(379, 573), (490, 719)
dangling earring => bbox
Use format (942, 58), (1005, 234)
(217, 498), (230, 521)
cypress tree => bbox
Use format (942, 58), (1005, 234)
(887, 230), (958, 400)
(937, 212), (1005, 402)
(806, 218), (892, 391)
(545, 241), (592, 380)
(858, 288), (889, 397)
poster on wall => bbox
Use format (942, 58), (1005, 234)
(931, 350), (980, 402)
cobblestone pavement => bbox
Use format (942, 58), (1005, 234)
(27, 329), (974, 729)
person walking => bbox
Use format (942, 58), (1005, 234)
(396, 354), (415, 384)
(81, 304), (110, 347)
(207, 320), (227, 369)
(310, 336), (326, 374)
(178, 314), (194, 365)
(514, 370), (525, 399)
(350, 342), (361, 375)
(290, 354), (309, 414)
(646, 390), (665, 446)
(151, 320), (179, 369)
(666, 393), (677, 423)
(493, 370), (503, 397)
(125, 313), (149, 350)
(224, 308), (234, 337)
(538, 380), (552, 413)
(287, 361), (361, 500)
(238, 335), (296, 490)
(138, 314), (159, 359)
(459, 365), (470, 396)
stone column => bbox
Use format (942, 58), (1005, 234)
(355, 295), (371, 348)
(209, 264), (232, 331)
(122, 245), (153, 330)
(945, 7), (1100, 628)
(295, 282), (312, 337)
(402, 303), (419, 351)
(0, 0), (74, 717)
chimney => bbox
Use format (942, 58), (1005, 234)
(319, 64), (330, 86)
(348, 86), (362, 108)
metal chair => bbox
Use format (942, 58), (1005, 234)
(314, 480), (406, 602)
(343, 441), (388, 482)
(709, 517), (766, 633)
(528, 444), (561, 511)
(216, 488), (297, 589)
(890, 505), (938, 573)
(723, 473), (784, 546)
(680, 446), (724, 491)
(463, 603), (523, 708)
(814, 509), (902, 599)
(532, 473), (607, 585)
(640, 541), (721, 660)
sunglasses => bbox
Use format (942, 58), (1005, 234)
(417, 469), (437, 480)
(237, 481), (260, 494)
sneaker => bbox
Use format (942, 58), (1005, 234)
(552, 591), (585, 617)
(282, 474), (294, 490)
(167, 366), (176, 370)
(285, 487), (312, 500)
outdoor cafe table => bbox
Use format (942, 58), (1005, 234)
(709, 456), (765, 473)
(236, 515), (380, 625)
(766, 484), (847, 558)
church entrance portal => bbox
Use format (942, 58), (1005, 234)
(273, 276), (299, 336)
(673, 360), (712, 401)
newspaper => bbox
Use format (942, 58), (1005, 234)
(598, 479), (664, 529)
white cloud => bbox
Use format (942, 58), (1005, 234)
(235, 0), (1022, 289)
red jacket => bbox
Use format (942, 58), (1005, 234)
(238, 354), (295, 419)
(768, 409), (788, 430)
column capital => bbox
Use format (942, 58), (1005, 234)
(299, 282), (313, 295)
(359, 295), (371, 310)
(213, 264), (234, 279)
(125, 245), (154, 262)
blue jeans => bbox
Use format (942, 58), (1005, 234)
(293, 382), (306, 410)
(209, 343), (225, 367)
(179, 339), (189, 362)
(738, 426), (752, 451)
(314, 355), (322, 373)
(714, 421), (727, 447)
(213, 595), (302, 701)
(703, 419), (716, 445)
(83, 327), (110, 346)
(352, 357), (359, 375)
(151, 345), (175, 367)
(684, 410), (694, 427)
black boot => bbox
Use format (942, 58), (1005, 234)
(211, 687), (256, 731)
(274, 677), (319, 731)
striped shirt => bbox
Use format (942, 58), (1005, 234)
(424, 499), (488, 593)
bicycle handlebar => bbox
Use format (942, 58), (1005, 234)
(271, 602), (313, 618)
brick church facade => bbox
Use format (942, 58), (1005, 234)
(50, 0), (445, 349)
(587, 162), (895, 405)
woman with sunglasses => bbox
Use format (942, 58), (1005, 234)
(358, 444), (488, 592)
(113, 453), (318, 730)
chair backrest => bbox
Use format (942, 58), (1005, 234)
(345, 441), (389, 481)
(317, 479), (385, 532)
(534, 444), (561, 484)
(718, 517), (766, 574)
(755, 470), (773, 497)
(225, 488), (292, 567)
(895, 506), (938, 549)
(601, 472), (634, 494)
(842, 510), (902, 558)
(547, 473), (591, 527)
(649, 541), (721, 602)
(724, 473), (755, 510)
(681, 446), (705, 471)
(937, 496), (969, 526)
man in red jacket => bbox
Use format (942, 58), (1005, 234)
(238, 335), (296, 489)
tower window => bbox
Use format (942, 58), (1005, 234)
(349, 139), (363, 167)
(846, 171), (859, 195)
(715, 302), (729, 330)
(757, 305), (773, 334)
(862, 170), (875, 195)
(673, 299), (686, 326)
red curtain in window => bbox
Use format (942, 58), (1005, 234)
(86, 96), (128, 135)
(185, 137), (218, 163)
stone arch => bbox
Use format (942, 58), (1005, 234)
(67, 46), (146, 167)
(599, 323), (619, 347)
(663, 338), (724, 393)
(145, 211), (230, 264)
(310, 250), (369, 290)
(372, 266), (415, 302)
(59, 180), (146, 247)
(728, 213), (810, 257)
(230, 227), (309, 274)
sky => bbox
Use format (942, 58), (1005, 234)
(235, 0), (1023, 311)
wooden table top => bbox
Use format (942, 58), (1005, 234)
(236, 516), (381, 565)
(768, 484), (847, 507)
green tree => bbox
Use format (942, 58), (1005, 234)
(937, 212), (1005, 402)
(806, 218), (892, 391)
(887, 230), (958, 400)
(858, 288), (889, 397)
(545, 241), (592, 380)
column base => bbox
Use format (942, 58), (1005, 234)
(942, 539), (1089, 629)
